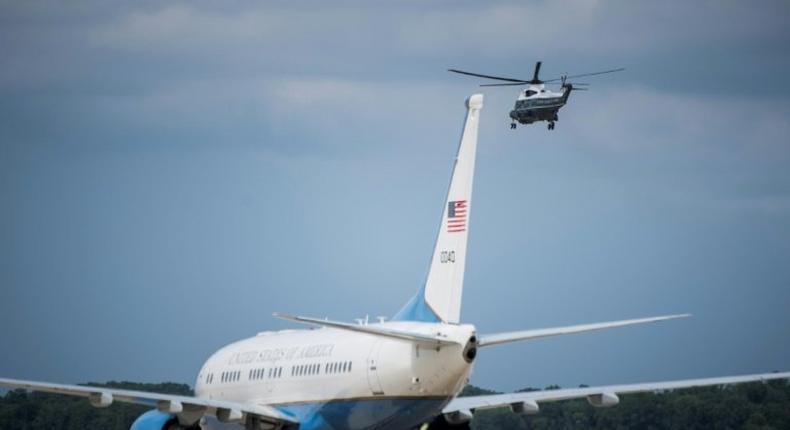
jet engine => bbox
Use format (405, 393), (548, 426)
(130, 410), (180, 430)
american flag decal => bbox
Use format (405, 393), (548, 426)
(447, 200), (468, 233)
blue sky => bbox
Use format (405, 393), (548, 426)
(2, 1), (789, 392)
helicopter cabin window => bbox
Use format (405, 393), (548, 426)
(524, 90), (537, 97)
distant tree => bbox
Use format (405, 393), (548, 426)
(2, 380), (789, 429)
(0, 381), (190, 430)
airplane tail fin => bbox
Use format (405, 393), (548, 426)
(393, 94), (483, 324)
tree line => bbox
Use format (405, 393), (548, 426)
(1, 380), (788, 429)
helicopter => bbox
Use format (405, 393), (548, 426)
(449, 62), (624, 130)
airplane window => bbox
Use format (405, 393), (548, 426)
(277, 367), (281, 378)
(348, 362), (352, 372)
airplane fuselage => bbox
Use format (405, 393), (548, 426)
(195, 322), (477, 429)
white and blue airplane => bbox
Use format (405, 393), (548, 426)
(2, 94), (788, 430)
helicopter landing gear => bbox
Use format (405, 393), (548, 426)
(510, 121), (517, 130)
(548, 121), (555, 130)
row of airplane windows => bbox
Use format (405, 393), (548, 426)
(292, 361), (352, 377)
(250, 367), (283, 380)
(205, 361), (353, 385)
(221, 370), (241, 383)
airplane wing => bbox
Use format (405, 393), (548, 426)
(0, 378), (298, 427)
(478, 314), (690, 347)
(443, 372), (790, 418)
(273, 313), (461, 346)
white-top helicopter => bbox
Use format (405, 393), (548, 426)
(450, 62), (624, 130)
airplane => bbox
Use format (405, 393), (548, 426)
(1, 94), (788, 430)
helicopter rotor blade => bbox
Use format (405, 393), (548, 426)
(543, 67), (625, 83)
(532, 62), (542, 82)
(448, 69), (531, 83)
(479, 82), (530, 87)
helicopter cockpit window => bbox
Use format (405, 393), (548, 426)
(524, 90), (537, 97)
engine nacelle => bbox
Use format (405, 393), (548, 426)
(586, 392), (620, 408)
(510, 400), (540, 415)
(89, 391), (113, 408)
(444, 409), (474, 425)
(130, 410), (176, 430)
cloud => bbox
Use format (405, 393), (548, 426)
(557, 85), (790, 154)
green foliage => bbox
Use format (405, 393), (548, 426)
(469, 380), (790, 430)
(0, 381), (191, 430)
(1, 380), (788, 429)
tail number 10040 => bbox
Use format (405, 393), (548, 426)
(440, 251), (456, 263)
